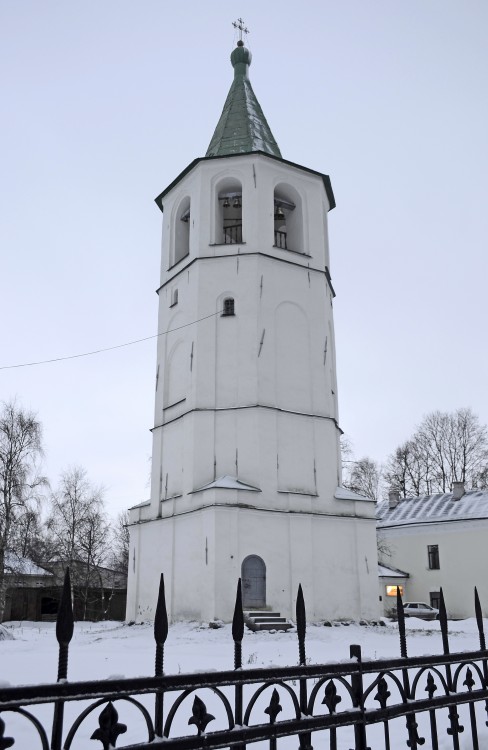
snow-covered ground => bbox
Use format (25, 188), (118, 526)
(0, 617), (485, 749)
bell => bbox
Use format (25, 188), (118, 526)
(274, 205), (285, 220)
(233, 196), (241, 209)
(223, 197), (230, 208)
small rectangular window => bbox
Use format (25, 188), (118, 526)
(428, 545), (440, 570)
(386, 585), (403, 597)
(222, 298), (235, 316)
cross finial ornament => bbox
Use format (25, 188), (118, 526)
(232, 18), (249, 44)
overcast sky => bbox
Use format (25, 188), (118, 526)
(1, 1), (487, 516)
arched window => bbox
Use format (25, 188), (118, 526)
(215, 178), (243, 244)
(222, 297), (235, 316)
(273, 184), (303, 253)
(173, 196), (190, 265)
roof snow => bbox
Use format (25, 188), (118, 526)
(192, 475), (261, 493)
(5, 553), (51, 577)
(335, 487), (375, 503)
(377, 489), (488, 527)
(378, 563), (409, 578)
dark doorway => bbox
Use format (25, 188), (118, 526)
(241, 555), (266, 608)
(41, 596), (59, 616)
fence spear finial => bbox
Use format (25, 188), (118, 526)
(439, 588), (450, 655)
(475, 587), (486, 651)
(232, 578), (244, 670)
(396, 586), (407, 658)
(296, 584), (306, 666)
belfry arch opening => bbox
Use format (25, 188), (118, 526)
(174, 196), (191, 265)
(241, 555), (266, 608)
(216, 178), (243, 244)
(274, 184), (302, 253)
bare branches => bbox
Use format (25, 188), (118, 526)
(341, 438), (383, 502)
(47, 467), (107, 564)
(0, 400), (44, 619)
(110, 510), (130, 574)
(384, 408), (488, 497)
(46, 466), (111, 620)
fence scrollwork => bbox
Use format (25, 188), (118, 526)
(1, 572), (488, 749)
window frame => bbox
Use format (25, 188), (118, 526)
(430, 591), (441, 609)
(221, 297), (235, 317)
(385, 585), (404, 597)
(427, 544), (440, 570)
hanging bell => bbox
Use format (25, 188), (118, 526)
(274, 204), (285, 220)
(233, 196), (241, 209)
(222, 197), (230, 208)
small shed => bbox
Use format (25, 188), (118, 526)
(3, 554), (55, 621)
(2, 556), (127, 622)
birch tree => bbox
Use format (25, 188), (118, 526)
(47, 467), (111, 618)
(0, 401), (44, 619)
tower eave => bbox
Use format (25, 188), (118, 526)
(154, 151), (336, 214)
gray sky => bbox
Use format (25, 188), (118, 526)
(1, 1), (487, 516)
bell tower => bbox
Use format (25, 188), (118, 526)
(126, 32), (379, 623)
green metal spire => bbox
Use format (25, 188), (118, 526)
(206, 41), (282, 159)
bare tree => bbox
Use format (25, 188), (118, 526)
(9, 506), (47, 561)
(47, 467), (103, 563)
(341, 435), (383, 502)
(385, 408), (488, 496)
(384, 440), (429, 497)
(47, 467), (110, 619)
(77, 506), (111, 619)
(110, 510), (130, 574)
(0, 401), (44, 619)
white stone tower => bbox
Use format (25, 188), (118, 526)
(126, 38), (379, 623)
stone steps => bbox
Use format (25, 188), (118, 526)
(244, 610), (293, 632)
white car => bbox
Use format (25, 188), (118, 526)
(402, 602), (439, 620)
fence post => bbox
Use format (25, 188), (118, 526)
(350, 644), (368, 750)
(154, 574), (168, 738)
(233, 579), (245, 750)
(296, 585), (312, 750)
(51, 568), (73, 750)
(439, 589), (464, 748)
(396, 589), (422, 748)
(474, 587), (488, 727)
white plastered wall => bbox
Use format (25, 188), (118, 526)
(378, 519), (488, 618)
(126, 152), (379, 623)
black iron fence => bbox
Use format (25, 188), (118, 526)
(1, 573), (488, 749)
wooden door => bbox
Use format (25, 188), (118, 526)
(241, 555), (266, 608)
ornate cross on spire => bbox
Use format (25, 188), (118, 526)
(232, 18), (249, 44)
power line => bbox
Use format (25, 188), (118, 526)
(0, 310), (222, 371)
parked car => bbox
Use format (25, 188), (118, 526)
(402, 602), (439, 620)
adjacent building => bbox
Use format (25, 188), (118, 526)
(377, 484), (488, 618)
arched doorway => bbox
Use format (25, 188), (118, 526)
(241, 555), (266, 608)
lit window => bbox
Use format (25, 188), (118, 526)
(428, 545), (440, 570)
(222, 298), (235, 317)
(386, 585), (403, 597)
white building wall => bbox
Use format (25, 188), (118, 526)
(127, 504), (379, 622)
(126, 152), (379, 623)
(379, 519), (488, 618)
